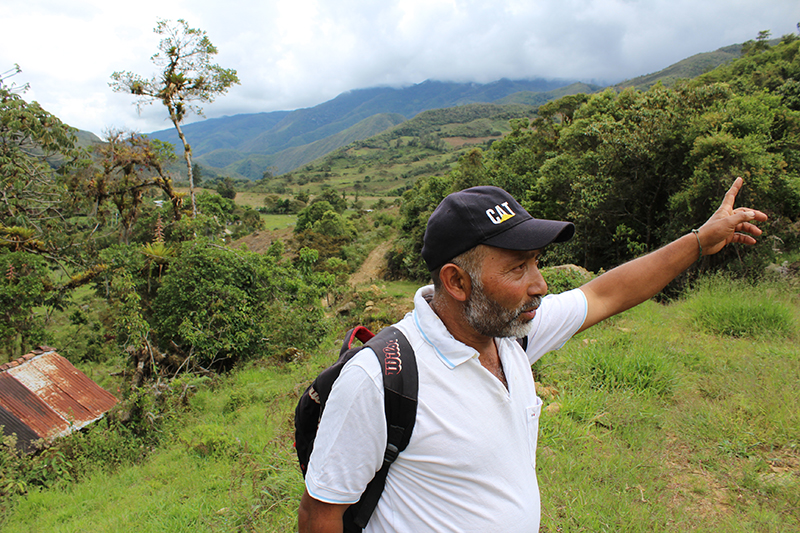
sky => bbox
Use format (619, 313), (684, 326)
(2, 0), (799, 138)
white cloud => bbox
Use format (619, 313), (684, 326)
(2, 0), (798, 137)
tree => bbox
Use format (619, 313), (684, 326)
(215, 176), (236, 199)
(756, 30), (772, 50)
(450, 148), (487, 191)
(1, 74), (84, 233)
(295, 201), (336, 233)
(0, 250), (48, 359)
(150, 242), (330, 369)
(312, 210), (356, 239)
(261, 166), (278, 181)
(88, 131), (182, 245)
(295, 190), (309, 204)
(0, 64), (29, 94)
(192, 162), (204, 187)
(110, 19), (240, 218)
(312, 188), (348, 213)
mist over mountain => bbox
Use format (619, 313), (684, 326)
(142, 43), (744, 179)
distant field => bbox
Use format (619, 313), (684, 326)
(177, 186), (396, 210)
(442, 135), (500, 148)
(260, 213), (296, 231)
(175, 187), (266, 208)
(231, 191), (268, 208)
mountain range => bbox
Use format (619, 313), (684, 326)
(141, 42), (744, 180)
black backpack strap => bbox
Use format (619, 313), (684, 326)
(516, 335), (528, 351)
(295, 326), (377, 477)
(349, 326), (417, 530)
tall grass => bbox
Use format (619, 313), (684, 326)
(575, 337), (676, 397)
(686, 275), (797, 338)
(534, 277), (800, 532)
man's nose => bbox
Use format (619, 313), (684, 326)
(528, 266), (548, 297)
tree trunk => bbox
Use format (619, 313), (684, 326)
(131, 350), (146, 389)
(169, 109), (197, 218)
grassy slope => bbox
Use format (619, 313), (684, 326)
(5, 278), (798, 532)
(612, 44), (743, 91)
(496, 81), (603, 106)
(256, 104), (538, 198)
(195, 112), (409, 178)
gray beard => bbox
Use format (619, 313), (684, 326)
(463, 280), (542, 339)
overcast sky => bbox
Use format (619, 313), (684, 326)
(2, 0), (799, 137)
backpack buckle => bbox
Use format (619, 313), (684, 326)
(383, 443), (399, 466)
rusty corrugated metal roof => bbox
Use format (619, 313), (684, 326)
(0, 371), (69, 439)
(0, 348), (118, 453)
(0, 402), (41, 454)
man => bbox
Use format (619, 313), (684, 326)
(299, 178), (766, 532)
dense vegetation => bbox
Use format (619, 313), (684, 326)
(387, 34), (800, 280)
(1, 29), (799, 531)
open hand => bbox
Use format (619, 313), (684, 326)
(697, 177), (768, 256)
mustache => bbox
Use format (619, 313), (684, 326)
(518, 295), (543, 315)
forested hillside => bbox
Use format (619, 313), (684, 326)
(253, 102), (540, 197)
(147, 77), (578, 178)
(613, 43), (744, 91)
(386, 33), (800, 280)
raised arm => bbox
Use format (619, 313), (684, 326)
(578, 178), (767, 333)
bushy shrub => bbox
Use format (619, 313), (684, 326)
(183, 424), (242, 458)
(151, 240), (331, 367)
(541, 264), (594, 294)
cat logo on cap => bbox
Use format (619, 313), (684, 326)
(486, 202), (516, 225)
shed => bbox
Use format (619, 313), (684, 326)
(0, 347), (118, 453)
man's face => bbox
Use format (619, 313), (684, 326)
(461, 248), (547, 339)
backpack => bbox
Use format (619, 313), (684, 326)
(294, 325), (418, 531)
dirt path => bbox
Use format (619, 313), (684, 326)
(349, 240), (393, 286)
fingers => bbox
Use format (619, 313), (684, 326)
(731, 233), (758, 246)
(736, 208), (768, 222)
(735, 221), (763, 237)
(728, 209), (766, 237)
(731, 208), (768, 225)
(703, 178), (768, 252)
(721, 177), (744, 210)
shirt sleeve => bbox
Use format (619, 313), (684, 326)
(305, 348), (387, 504)
(524, 288), (588, 364)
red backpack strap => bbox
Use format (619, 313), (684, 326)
(340, 325), (375, 354)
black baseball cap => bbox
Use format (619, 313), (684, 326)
(421, 186), (575, 271)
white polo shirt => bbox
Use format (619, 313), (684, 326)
(306, 285), (587, 532)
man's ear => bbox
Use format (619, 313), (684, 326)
(438, 263), (471, 302)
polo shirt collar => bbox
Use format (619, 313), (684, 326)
(412, 285), (479, 369)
